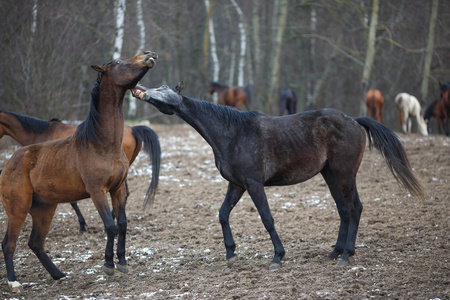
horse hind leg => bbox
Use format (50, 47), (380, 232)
(321, 162), (363, 265)
(2, 208), (28, 292)
(28, 202), (66, 280)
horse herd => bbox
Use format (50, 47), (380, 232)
(209, 82), (450, 137)
(365, 85), (450, 137)
(0, 52), (430, 293)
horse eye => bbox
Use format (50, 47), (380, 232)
(115, 60), (121, 64)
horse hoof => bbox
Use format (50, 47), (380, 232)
(8, 281), (23, 293)
(269, 262), (281, 271)
(117, 264), (129, 274)
(102, 265), (115, 276)
(227, 256), (238, 268)
(337, 258), (350, 267)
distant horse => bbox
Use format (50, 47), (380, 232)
(278, 89), (297, 116)
(0, 110), (161, 232)
(423, 99), (446, 134)
(394, 93), (428, 136)
(365, 89), (384, 124)
(208, 81), (251, 110)
(0, 51), (157, 293)
(438, 82), (450, 136)
(132, 83), (425, 270)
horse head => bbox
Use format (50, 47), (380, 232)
(132, 84), (182, 115)
(91, 51), (158, 90)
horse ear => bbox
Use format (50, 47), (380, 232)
(175, 81), (184, 94)
(91, 65), (105, 73)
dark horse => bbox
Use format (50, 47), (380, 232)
(0, 110), (161, 232)
(208, 81), (251, 110)
(0, 51), (157, 293)
(365, 89), (384, 124)
(423, 99), (447, 135)
(132, 83), (425, 270)
(278, 89), (297, 115)
(438, 82), (450, 136)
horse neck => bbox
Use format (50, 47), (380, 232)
(0, 112), (39, 146)
(96, 81), (126, 148)
(177, 100), (234, 151)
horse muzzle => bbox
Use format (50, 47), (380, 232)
(143, 51), (158, 68)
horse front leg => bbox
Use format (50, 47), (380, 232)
(70, 202), (87, 233)
(246, 182), (285, 270)
(219, 182), (245, 267)
(110, 185), (128, 274)
(89, 190), (117, 275)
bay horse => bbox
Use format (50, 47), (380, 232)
(0, 51), (157, 293)
(365, 89), (384, 124)
(208, 81), (251, 110)
(278, 89), (297, 116)
(394, 93), (428, 136)
(0, 110), (161, 233)
(424, 99), (447, 135)
(132, 82), (425, 270)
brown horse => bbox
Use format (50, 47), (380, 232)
(132, 82), (425, 270)
(423, 99), (447, 135)
(438, 82), (450, 136)
(208, 81), (251, 110)
(0, 110), (161, 232)
(366, 89), (384, 124)
(0, 51), (157, 292)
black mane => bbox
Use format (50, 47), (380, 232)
(74, 73), (102, 145)
(184, 95), (261, 128)
(0, 110), (51, 133)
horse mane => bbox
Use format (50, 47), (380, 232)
(423, 99), (438, 121)
(184, 95), (261, 127)
(210, 81), (229, 89)
(74, 73), (102, 146)
(0, 110), (51, 133)
(439, 82), (450, 91)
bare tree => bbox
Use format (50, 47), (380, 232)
(361, 0), (379, 117)
(421, 0), (439, 100)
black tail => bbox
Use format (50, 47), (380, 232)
(131, 125), (161, 209)
(356, 117), (426, 201)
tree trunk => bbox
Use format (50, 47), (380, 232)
(112, 0), (126, 59)
(360, 0), (379, 117)
(267, 0), (288, 114)
(421, 0), (439, 100)
(230, 0), (246, 87)
(128, 0), (145, 118)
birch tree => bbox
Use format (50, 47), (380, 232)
(360, 0), (379, 117)
(24, 0), (38, 114)
(128, 0), (145, 117)
(230, 0), (246, 87)
(421, 0), (439, 100)
(203, 0), (220, 103)
(112, 0), (126, 59)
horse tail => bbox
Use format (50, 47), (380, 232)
(245, 85), (252, 107)
(131, 125), (162, 209)
(356, 117), (426, 202)
(371, 92), (376, 118)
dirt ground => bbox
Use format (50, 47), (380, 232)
(0, 124), (448, 299)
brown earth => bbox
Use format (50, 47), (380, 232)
(0, 124), (448, 299)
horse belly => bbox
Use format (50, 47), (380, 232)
(264, 154), (326, 186)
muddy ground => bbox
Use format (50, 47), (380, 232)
(0, 124), (448, 299)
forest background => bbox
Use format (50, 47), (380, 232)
(1, 0), (449, 131)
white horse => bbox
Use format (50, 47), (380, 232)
(394, 93), (428, 136)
